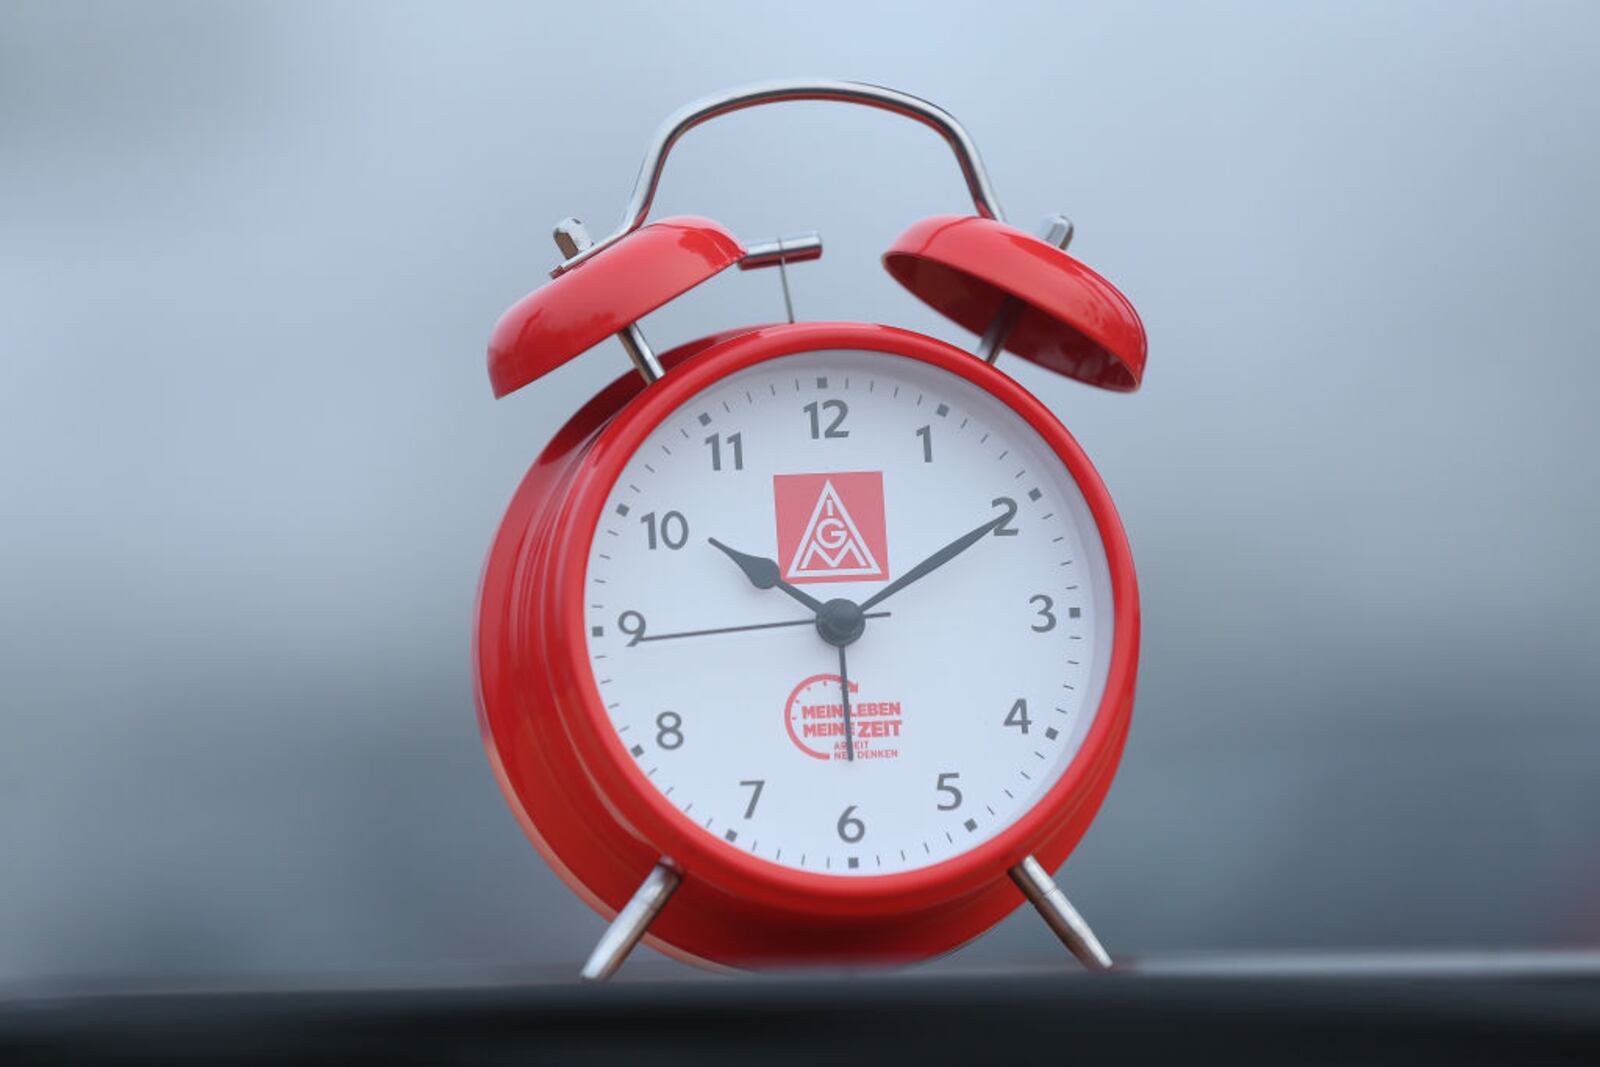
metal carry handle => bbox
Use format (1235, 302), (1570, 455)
(551, 79), (1006, 276)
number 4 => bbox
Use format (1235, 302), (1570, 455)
(1003, 698), (1031, 734)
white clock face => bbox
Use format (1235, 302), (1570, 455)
(582, 349), (1115, 876)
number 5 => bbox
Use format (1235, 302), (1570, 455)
(935, 772), (963, 811)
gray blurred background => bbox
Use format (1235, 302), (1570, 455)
(3, 1), (1598, 987)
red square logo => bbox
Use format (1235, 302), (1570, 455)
(773, 471), (890, 584)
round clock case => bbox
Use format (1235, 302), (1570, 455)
(474, 321), (1139, 969)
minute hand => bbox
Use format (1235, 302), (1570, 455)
(860, 502), (1013, 612)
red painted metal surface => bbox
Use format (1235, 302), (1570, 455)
(475, 322), (1139, 968)
(884, 215), (1147, 392)
(486, 216), (745, 398)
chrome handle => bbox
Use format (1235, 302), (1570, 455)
(552, 79), (1005, 276)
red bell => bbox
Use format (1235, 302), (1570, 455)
(488, 216), (745, 398)
(884, 214), (1146, 392)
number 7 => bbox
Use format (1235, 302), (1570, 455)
(739, 779), (765, 819)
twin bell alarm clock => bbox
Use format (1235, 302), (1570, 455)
(473, 81), (1147, 979)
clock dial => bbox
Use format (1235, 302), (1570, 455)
(582, 349), (1115, 876)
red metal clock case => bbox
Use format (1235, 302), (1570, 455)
(475, 322), (1139, 968)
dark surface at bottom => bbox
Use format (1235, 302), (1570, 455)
(4, 972), (1598, 1065)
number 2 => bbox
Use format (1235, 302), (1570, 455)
(992, 496), (1019, 536)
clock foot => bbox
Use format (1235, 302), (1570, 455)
(579, 861), (681, 982)
(1009, 854), (1112, 970)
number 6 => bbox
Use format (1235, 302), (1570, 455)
(836, 805), (865, 843)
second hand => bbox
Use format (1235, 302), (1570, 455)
(837, 642), (855, 762)
(633, 612), (890, 645)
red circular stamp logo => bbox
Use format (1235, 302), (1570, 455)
(784, 673), (904, 761)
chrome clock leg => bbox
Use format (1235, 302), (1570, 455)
(975, 215), (1075, 364)
(579, 861), (682, 982)
(1008, 854), (1112, 970)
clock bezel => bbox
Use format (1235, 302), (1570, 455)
(540, 322), (1140, 918)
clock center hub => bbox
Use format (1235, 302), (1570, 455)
(815, 597), (865, 647)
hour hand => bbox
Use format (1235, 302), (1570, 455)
(707, 538), (826, 614)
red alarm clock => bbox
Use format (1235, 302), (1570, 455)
(474, 81), (1146, 979)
